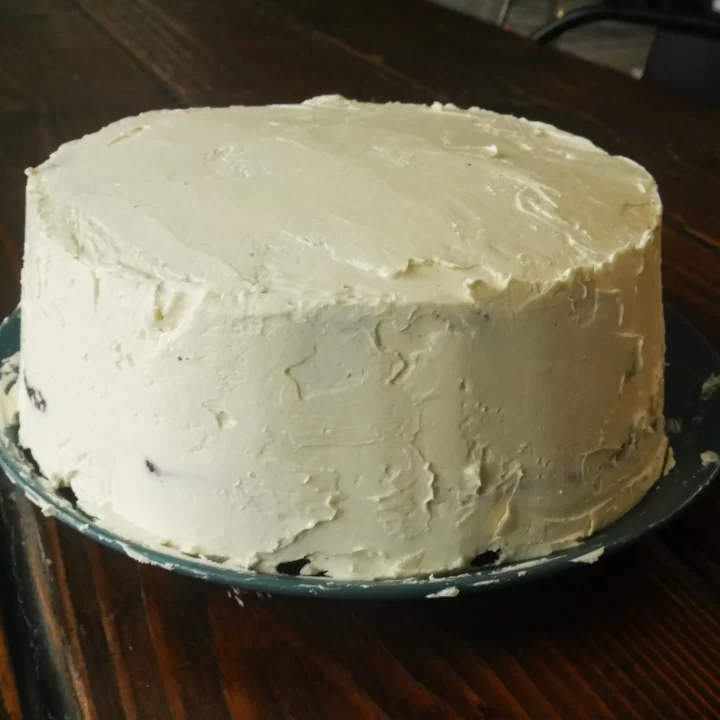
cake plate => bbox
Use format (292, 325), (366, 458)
(1, 306), (719, 600)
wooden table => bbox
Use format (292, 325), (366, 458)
(1, 1), (720, 717)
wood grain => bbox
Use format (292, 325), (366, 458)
(0, 614), (21, 720)
(1, 0), (720, 717)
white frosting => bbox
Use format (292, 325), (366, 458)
(0, 351), (19, 430)
(19, 96), (667, 580)
(426, 587), (460, 598)
(663, 446), (676, 475)
(701, 373), (720, 401)
(571, 548), (605, 564)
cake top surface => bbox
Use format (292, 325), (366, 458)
(29, 95), (660, 311)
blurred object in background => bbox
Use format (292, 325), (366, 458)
(433, 0), (657, 75)
(433, 1), (720, 105)
(534, 1), (720, 105)
(432, 0), (515, 24)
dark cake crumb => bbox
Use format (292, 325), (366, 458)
(56, 485), (79, 508)
(470, 549), (500, 568)
(24, 375), (47, 412)
(276, 558), (311, 576)
(21, 447), (41, 475)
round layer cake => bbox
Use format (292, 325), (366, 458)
(19, 96), (667, 580)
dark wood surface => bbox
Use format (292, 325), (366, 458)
(2, 0), (720, 717)
(0, 603), (21, 720)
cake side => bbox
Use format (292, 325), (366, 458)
(18, 98), (667, 579)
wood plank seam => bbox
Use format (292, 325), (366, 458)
(45, 521), (101, 720)
(85, 543), (141, 720)
(138, 571), (190, 720)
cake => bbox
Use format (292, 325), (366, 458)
(19, 96), (667, 580)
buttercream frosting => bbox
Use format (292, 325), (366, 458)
(18, 96), (667, 579)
